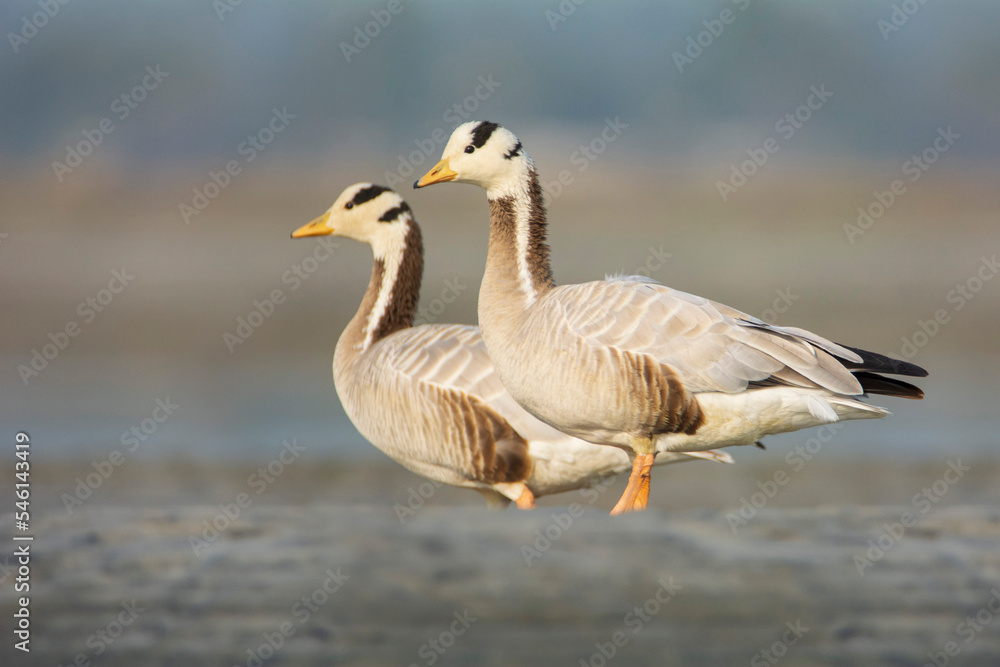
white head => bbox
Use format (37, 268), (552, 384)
(291, 183), (413, 256)
(413, 121), (531, 198)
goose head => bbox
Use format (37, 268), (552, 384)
(292, 183), (414, 251)
(414, 121), (530, 197)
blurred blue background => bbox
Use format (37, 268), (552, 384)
(2, 0), (998, 463)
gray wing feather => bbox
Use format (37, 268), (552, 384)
(367, 323), (733, 490)
(384, 325), (572, 444)
(552, 277), (862, 396)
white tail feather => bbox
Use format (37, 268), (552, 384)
(805, 395), (839, 423)
(679, 449), (735, 464)
(826, 396), (890, 419)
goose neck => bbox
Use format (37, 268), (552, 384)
(336, 222), (423, 368)
(483, 167), (555, 310)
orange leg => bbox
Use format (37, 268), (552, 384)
(514, 486), (536, 510)
(610, 453), (655, 516)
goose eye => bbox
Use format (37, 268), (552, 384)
(464, 145), (475, 154)
(345, 202), (354, 209)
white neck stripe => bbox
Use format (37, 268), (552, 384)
(512, 188), (536, 306)
(361, 223), (408, 350)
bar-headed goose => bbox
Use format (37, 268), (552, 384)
(414, 121), (927, 515)
(291, 183), (731, 510)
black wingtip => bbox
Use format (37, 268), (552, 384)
(854, 371), (925, 400)
(838, 344), (929, 377)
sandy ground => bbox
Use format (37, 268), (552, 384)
(4, 459), (1000, 666)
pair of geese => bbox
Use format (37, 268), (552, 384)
(292, 121), (926, 515)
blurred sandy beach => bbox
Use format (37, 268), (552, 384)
(4, 458), (1000, 666)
